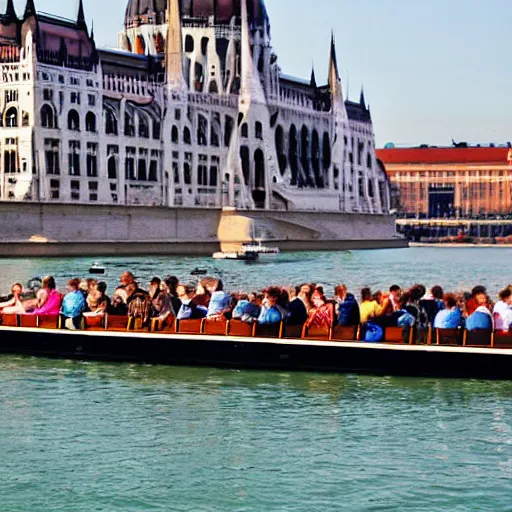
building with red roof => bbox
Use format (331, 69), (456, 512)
(377, 145), (512, 218)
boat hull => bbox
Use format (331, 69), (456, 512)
(0, 327), (510, 380)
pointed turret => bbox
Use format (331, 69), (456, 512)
(77, 0), (87, 30)
(328, 32), (340, 86)
(310, 64), (317, 90)
(24, 0), (36, 19)
(359, 86), (366, 109)
(240, 0), (266, 104)
(165, 0), (186, 91)
(328, 31), (344, 104)
(4, 0), (17, 23)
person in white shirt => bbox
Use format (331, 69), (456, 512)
(493, 288), (512, 332)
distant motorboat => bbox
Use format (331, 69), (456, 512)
(89, 263), (106, 275)
(213, 240), (280, 261)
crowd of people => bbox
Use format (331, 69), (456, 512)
(1, 271), (512, 338)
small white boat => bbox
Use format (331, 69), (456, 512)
(89, 263), (106, 275)
(212, 241), (280, 261)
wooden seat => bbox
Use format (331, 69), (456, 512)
(463, 329), (494, 347)
(105, 314), (129, 331)
(494, 330), (512, 348)
(0, 313), (18, 327)
(176, 318), (204, 335)
(331, 325), (359, 342)
(19, 315), (38, 328)
(282, 324), (304, 339)
(150, 315), (176, 333)
(37, 315), (60, 329)
(302, 324), (331, 341)
(384, 326), (413, 344)
(436, 328), (462, 346)
(253, 322), (283, 339)
(83, 315), (106, 330)
(227, 319), (254, 337)
(203, 318), (228, 336)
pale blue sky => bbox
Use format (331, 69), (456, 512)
(5, 0), (512, 147)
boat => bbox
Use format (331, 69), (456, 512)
(89, 263), (106, 275)
(0, 318), (511, 380)
(213, 241), (280, 261)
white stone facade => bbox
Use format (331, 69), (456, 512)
(0, 0), (390, 215)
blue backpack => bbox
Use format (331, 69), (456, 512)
(364, 322), (384, 343)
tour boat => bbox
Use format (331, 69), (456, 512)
(0, 316), (511, 380)
(212, 241), (280, 261)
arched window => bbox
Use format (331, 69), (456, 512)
(241, 123), (248, 138)
(208, 81), (218, 94)
(197, 114), (208, 146)
(289, 124), (298, 186)
(255, 121), (263, 140)
(41, 104), (56, 128)
(185, 35), (194, 53)
(224, 116), (234, 147)
(138, 114), (149, 138)
(107, 156), (117, 179)
(68, 109), (80, 131)
(155, 33), (165, 53)
(275, 125), (286, 175)
(322, 133), (331, 171)
(135, 35), (146, 55)
(240, 146), (250, 186)
(301, 125), (311, 183)
(312, 129), (321, 187)
(172, 125), (179, 143)
(5, 106), (18, 128)
(124, 111), (135, 137)
(85, 112), (97, 133)
(254, 149), (265, 189)
(183, 126), (191, 144)
(105, 108), (118, 135)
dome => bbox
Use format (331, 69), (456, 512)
(125, 0), (268, 28)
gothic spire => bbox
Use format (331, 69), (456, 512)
(310, 64), (317, 90)
(24, 0), (36, 19)
(360, 86), (366, 108)
(165, 0), (186, 91)
(240, 0), (266, 104)
(328, 31), (343, 102)
(5, 0), (17, 23)
(77, 0), (87, 30)
(328, 31), (340, 84)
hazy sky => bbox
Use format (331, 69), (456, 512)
(6, 0), (512, 147)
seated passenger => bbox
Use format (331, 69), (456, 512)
(164, 276), (182, 316)
(177, 284), (208, 320)
(388, 285), (402, 312)
(306, 289), (334, 329)
(119, 271), (136, 289)
(149, 277), (173, 321)
(286, 284), (311, 326)
(0, 283), (26, 314)
(420, 285), (445, 325)
(206, 279), (231, 318)
(233, 293), (263, 323)
(434, 293), (462, 329)
(493, 288), (512, 332)
(258, 287), (287, 325)
(466, 306), (494, 331)
(334, 284), (360, 326)
(466, 285), (491, 316)
(85, 281), (110, 316)
(126, 282), (152, 327)
(28, 276), (62, 316)
(60, 278), (86, 330)
(359, 287), (386, 324)
(108, 288), (129, 316)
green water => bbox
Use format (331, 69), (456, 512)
(0, 357), (511, 511)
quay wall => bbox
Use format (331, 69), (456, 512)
(0, 202), (406, 257)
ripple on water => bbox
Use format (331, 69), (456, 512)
(0, 358), (511, 511)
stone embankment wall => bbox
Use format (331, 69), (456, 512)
(0, 202), (406, 256)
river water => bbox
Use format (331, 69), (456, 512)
(1, 248), (512, 511)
